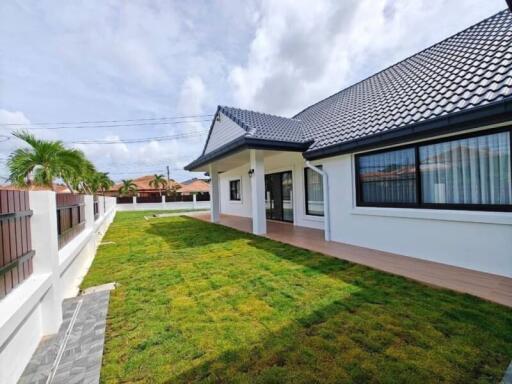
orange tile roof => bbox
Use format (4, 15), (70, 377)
(111, 175), (180, 191)
(177, 179), (210, 193)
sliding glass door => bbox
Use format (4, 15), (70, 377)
(265, 171), (293, 222)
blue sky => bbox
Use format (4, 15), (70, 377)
(0, 0), (506, 182)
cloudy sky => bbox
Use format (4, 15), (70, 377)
(0, 0), (506, 182)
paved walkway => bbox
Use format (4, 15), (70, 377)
(19, 289), (111, 384)
(190, 213), (512, 307)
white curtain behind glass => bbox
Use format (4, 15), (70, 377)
(419, 131), (511, 205)
(306, 168), (324, 215)
(359, 148), (417, 204)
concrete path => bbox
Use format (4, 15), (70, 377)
(18, 288), (111, 384)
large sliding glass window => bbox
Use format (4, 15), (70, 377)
(355, 129), (512, 211)
(420, 131), (511, 205)
(357, 148), (417, 205)
(304, 166), (324, 216)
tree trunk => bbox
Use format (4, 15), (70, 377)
(63, 181), (75, 194)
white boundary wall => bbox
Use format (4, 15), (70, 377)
(0, 192), (116, 384)
(116, 199), (210, 211)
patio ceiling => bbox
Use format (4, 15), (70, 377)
(198, 149), (292, 173)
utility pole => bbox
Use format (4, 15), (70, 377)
(166, 165), (170, 184)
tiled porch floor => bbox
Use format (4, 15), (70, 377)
(191, 213), (512, 308)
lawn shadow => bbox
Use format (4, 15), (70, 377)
(145, 216), (247, 250)
(125, 216), (511, 383)
(146, 216), (502, 310)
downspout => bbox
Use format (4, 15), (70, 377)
(305, 161), (331, 242)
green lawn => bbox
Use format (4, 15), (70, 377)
(82, 211), (512, 383)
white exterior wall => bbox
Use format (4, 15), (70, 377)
(215, 127), (511, 278)
(204, 112), (245, 154)
(218, 152), (325, 230)
(220, 163), (252, 217)
(323, 151), (512, 279)
(0, 193), (117, 384)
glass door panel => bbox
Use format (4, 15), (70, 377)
(264, 171), (293, 222)
(282, 172), (293, 222)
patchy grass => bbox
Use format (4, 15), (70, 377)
(82, 211), (512, 383)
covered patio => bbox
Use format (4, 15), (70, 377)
(191, 212), (512, 308)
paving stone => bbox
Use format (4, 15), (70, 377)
(18, 289), (111, 384)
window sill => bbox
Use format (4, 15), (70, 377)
(351, 206), (512, 225)
(229, 200), (242, 205)
(304, 214), (324, 222)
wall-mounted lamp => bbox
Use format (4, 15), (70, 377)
(216, 114), (221, 122)
(248, 169), (254, 178)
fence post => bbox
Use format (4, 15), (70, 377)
(193, 193), (197, 209)
(84, 195), (94, 229)
(29, 191), (62, 335)
(98, 196), (105, 217)
(132, 196), (137, 205)
(161, 195), (165, 205)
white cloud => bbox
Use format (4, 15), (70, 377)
(74, 134), (203, 181)
(229, 0), (506, 117)
(175, 75), (207, 134)
(0, 0), (505, 181)
(0, 110), (33, 181)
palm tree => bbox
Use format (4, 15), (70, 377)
(119, 179), (137, 197)
(8, 130), (86, 191)
(149, 174), (167, 196)
(63, 153), (97, 193)
(97, 172), (114, 195)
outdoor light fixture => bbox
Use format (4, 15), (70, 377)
(216, 114), (221, 122)
(248, 169), (254, 178)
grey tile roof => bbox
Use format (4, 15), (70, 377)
(189, 10), (512, 169)
(296, 9), (512, 153)
(219, 106), (306, 143)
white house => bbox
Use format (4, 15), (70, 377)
(186, 10), (512, 280)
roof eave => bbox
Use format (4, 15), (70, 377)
(304, 98), (512, 160)
(185, 136), (311, 171)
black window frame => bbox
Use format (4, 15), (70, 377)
(229, 179), (241, 201)
(355, 127), (512, 212)
(304, 166), (324, 217)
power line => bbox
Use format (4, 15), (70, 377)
(108, 171), (166, 175)
(5, 119), (212, 131)
(67, 130), (209, 145)
(0, 114), (214, 126)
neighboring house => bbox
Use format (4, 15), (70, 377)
(180, 177), (209, 185)
(107, 175), (180, 198)
(186, 10), (512, 279)
(177, 178), (210, 197)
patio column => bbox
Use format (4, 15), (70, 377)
(209, 164), (220, 223)
(250, 149), (267, 235)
